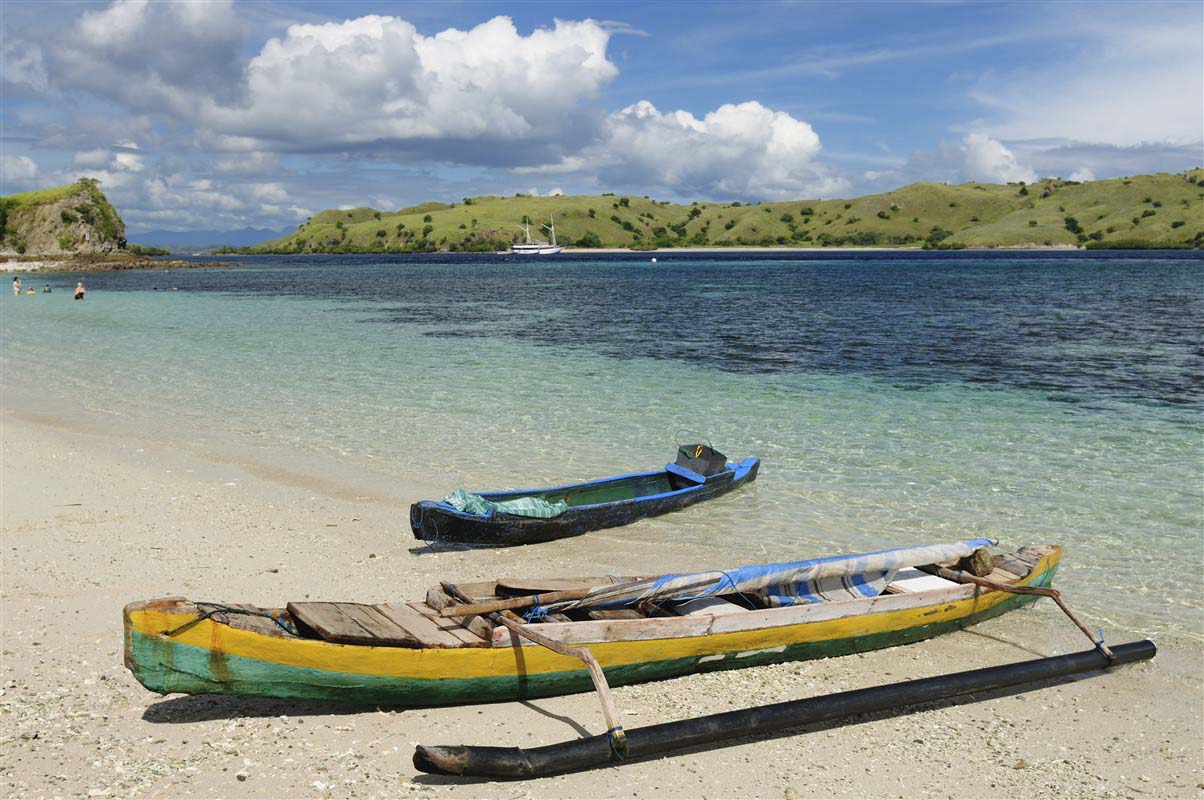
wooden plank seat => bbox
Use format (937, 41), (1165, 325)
(424, 587), (495, 640)
(286, 601), (487, 648)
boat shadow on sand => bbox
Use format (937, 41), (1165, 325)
(143, 667), (1100, 782)
(141, 694), (590, 737)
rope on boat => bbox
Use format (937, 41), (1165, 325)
(412, 503), (442, 543)
(161, 602), (298, 638)
(523, 594), (550, 622)
(607, 726), (627, 760)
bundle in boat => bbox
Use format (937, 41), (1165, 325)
(124, 538), (1065, 708)
(409, 453), (761, 546)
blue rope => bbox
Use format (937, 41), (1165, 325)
(1095, 628), (1113, 662)
(523, 594), (549, 622)
(606, 726), (627, 760)
(662, 570), (758, 609)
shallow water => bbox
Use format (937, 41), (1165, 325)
(3, 251), (1201, 642)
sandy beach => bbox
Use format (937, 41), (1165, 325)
(2, 403), (1200, 799)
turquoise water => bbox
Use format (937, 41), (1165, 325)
(2, 253), (1201, 642)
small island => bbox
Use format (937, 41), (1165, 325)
(0, 179), (227, 270)
(226, 169), (1204, 255)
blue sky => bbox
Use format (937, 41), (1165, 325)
(2, 0), (1200, 233)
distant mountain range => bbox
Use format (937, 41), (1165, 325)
(127, 226), (294, 250)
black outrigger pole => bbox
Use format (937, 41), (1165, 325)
(413, 639), (1155, 779)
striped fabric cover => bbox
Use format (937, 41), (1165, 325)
(442, 489), (569, 519)
(556, 539), (994, 610)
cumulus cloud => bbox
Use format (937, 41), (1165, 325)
(960, 133), (1036, 183)
(202, 15), (614, 164)
(861, 133), (1036, 192)
(1, 40), (48, 94)
(51, 0), (247, 113)
(1, 155), (39, 189)
(71, 146), (146, 173)
(527, 100), (847, 200)
(49, 8), (617, 167)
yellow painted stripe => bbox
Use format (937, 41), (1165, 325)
(130, 551), (1059, 681)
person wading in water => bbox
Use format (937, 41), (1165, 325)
(74, 281), (86, 301)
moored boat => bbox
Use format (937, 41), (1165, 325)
(410, 453), (761, 545)
(123, 539), (1061, 706)
(510, 214), (563, 254)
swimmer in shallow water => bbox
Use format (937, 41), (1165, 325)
(74, 281), (86, 301)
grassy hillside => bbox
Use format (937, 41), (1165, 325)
(1, 178), (126, 254)
(241, 168), (1204, 253)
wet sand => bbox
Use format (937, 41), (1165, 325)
(1, 408), (1200, 799)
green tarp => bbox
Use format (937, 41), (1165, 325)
(443, 489), (569, 519)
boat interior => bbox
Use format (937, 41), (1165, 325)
(194, 547), (1054, 651)
(482, 469), (707, 508)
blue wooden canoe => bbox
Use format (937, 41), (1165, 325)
(410, 457), (760, 546)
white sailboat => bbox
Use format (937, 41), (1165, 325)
(510, 215), (564, 255)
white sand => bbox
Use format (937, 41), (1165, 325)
(1, 408), (1200, 798)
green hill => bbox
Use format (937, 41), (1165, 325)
(0, 179), (126, 255)
(241, 167), (1202, 253)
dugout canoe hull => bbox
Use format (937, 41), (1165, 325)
(123, 546), (1060, 706)
(409, 457), (760, 546)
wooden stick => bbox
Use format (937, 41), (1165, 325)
(441, 583), (626, 752)
(437, 587), (594, 618)
(936, 568), (1114, 659)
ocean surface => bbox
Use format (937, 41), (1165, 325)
(3, 250), (1202, 642)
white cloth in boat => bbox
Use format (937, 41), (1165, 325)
(555, 538), (995, 609)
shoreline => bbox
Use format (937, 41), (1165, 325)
(13, 243), (1185, 265)
(0, 253), (236, 272)
(226, 244), (1089, 257)
(1, 395), (1200, 798)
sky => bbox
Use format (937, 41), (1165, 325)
(2, 0), (1201, 234)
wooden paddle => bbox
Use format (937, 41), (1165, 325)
(436, 587), (595, 618)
